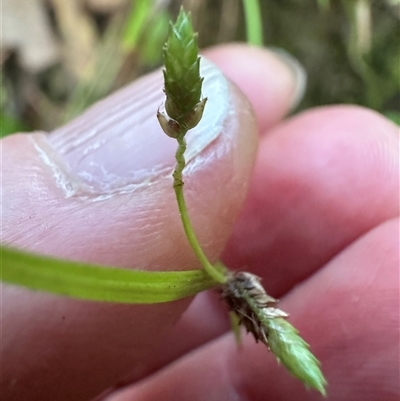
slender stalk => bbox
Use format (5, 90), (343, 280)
(173, 134), (226, 284)
(242, 0), (263, 46)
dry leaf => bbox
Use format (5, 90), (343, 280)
(2, 0), (60, 72)
(85, 0), (128, 13)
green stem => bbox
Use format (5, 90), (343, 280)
(173, 134), (226, 284)
(242, 0), (263, 46)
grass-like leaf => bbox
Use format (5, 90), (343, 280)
(1, 246), (217, 303)
(121, 0), (154, 51)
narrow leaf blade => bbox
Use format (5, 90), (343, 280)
(1, 246), (217, 304)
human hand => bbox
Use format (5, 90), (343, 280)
(2, 44), (398, 401)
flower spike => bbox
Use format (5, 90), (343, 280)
(161, 8), (207, 132)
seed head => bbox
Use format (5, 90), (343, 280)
(161, 8), (206, 133)
(221, 272), (327, 396)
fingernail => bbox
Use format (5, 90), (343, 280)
(268, 47), (307, 111)
(35, 59), (230, 196)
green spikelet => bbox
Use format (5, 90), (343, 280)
(222, 272), (327, 396)
(266, 318), (328, 396)
(162, 8), (206, 130)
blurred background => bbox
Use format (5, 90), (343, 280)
(1, 0), (399, 136)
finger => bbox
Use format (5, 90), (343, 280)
(1, 59), (257, 401)
(105, 218), (399, 401)
(92, 104), (400, 394)
(223, 106), (399, 297)
(204, 44), (307, 133)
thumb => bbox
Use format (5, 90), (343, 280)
(2, 58), (257, 401)
(4, 58), (257, 266)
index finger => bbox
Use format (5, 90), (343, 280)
(223, 105), (399, 296)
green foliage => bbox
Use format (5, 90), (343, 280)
(317, 0), (331, 12)
(122, 0), (154, 51)
(64, 1), (170, 123)
(385, 110), (400, 125)
(1, 246), (216, 303)
(2, 1), (397, 131)
(257, 0), (399, 113)
(1, 78), (29, 137)
(0, 112), (28, 138)
(140, 11), (170, 66)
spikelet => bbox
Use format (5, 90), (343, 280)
(222, 272), (327, 396)
(266, 317), (327, 396)
(158, 8), (207, 137)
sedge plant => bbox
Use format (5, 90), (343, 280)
(1, 8), (327, 396)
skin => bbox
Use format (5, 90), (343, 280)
(1, 44), (399, 401)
